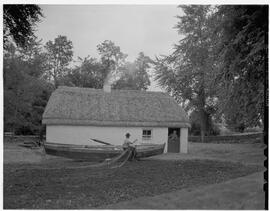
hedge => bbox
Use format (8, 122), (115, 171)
(4, 135), (42, 143)
(189, 132), (264, 143)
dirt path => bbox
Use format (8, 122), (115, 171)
(102, 171), (264, 209)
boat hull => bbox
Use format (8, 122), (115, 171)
(44, 142), (165, 161)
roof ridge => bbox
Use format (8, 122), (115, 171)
(57, 86), (166, 95)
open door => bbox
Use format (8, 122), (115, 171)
(167, 128), (180, 153)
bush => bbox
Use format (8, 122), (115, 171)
(244, 127), (263, 133)
(190, 122), (220, 136)
(190, 122), (201, 136)
(210, 123), (220, 136)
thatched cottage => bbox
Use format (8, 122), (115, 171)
(42, 86), (190, 153)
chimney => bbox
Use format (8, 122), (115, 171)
(103, 84), (111, 93)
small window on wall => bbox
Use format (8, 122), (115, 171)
(142, 129), (152, 140)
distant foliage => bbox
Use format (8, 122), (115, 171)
(97, 40), (128, 83)
(62, 42), (152, 91)
(4, 41), (53, 135)
(62, 56), (109, 89)
(45, 35), (74, 87)
(113, 52), (152, 90)
(3, 5), (43, 49)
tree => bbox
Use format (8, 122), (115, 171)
(154, 5), (217, 141)
(214, 5), (267, 131)
(4, 40), (52, 135)
(62, 56), (109, 89)
(3, 4), (43, 49)
(133, 52), (152, 90)
(18, 37), (47, 78)
(189, 109), (220, 136)
(45, 35), (73, 87)
(113, 52), (151, 90)
(97, 40), (127, 84)
(61, 41), (128, 89)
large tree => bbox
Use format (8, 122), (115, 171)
(4, 42), (52, 135)
(3, 4), (43, 49)
(214, 5), (268, 131)
(62, 56), (108, 89)
(154, 5), (217, 141)
(45, 35), (73, 87)
(18, 37), (47, 78)
(113, 52), (151, 90)
(97, 40), (127, 84)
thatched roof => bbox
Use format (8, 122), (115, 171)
(42, 86), (190, 127)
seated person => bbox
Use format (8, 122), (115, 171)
(123, 133), (137, 160)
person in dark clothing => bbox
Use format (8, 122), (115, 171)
(169, 130), (178, 142)
(123, 133), (137, 160)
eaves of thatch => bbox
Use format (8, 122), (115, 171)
(42, 86), (190, 128)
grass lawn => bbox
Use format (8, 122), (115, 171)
(4, 159), (263, 209)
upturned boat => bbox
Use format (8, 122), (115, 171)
(44, 142), (165, 161)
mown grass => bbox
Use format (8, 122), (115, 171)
(4, 159), (263, 209)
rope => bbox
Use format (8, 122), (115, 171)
(101, 149), (129, 165)
(63, 147), (136, 169)
(22, 148), (132, 170)
(65, 149), (131, 169)
(110, 150), (133, 169)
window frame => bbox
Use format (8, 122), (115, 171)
(142, 129), (153, 140)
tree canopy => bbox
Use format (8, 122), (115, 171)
(4, 41), (53, 135)
(3, 5), (43, 49)
(45, 35), (74, 87)
(113, 52), (152, 90)
(154, 5), (217, 139)
(62, 56), (108, 89)
(154, 5), (267, 135)
(214, 5), (267, 130)
(97, 40), (128, 84)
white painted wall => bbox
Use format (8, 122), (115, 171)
(180, 128), (188, 153)
(46, 125), (168, 152)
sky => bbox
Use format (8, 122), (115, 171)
(35, 5), (184, 91)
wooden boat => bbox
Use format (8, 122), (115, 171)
(44, 142), (165, 162)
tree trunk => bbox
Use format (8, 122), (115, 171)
(200, 129), (205, 142)
(53, 69), (58, 88)
(200, 109), (207, 142)
(198, 83), (207, 142)
(12, 88), (20, 136)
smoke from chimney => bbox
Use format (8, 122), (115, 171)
(103, 71), (113, 93)
(103, 68), (123, 93)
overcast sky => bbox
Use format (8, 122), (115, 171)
(35, 5), (184, 91)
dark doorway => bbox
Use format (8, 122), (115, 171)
(167, 128), (180, 153)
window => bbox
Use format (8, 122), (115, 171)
(142, 129), (152, 140)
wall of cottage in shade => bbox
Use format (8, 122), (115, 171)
(46, 125), (189, 153)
